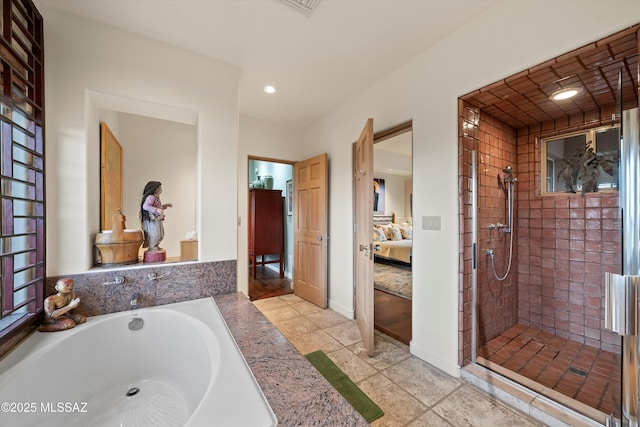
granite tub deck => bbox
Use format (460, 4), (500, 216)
(214, 293), (368, 426)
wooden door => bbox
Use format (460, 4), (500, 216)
(100, 122), (123, 231)
(353, 119), (375, 356)
(293, 153), (328, 307)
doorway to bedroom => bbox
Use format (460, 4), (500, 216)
(247, 157), (294, 301)
(372, 122), (413, 344)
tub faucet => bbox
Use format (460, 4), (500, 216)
(129, 293), (141, 310)
(102, 275), (125, 286)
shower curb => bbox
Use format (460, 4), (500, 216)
(461, 363), (605, 427)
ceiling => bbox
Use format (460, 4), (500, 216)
(37, 0), (499, 128)
(374, 131), (412, 177)
(461, 25), (639, 129)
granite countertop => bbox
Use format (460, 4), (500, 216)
(214, 293), (368, 426)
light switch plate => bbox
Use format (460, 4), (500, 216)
(422, 215), (441, 231)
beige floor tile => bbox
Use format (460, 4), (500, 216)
(279, 293), (304, 304)
(288, 329), (343, 356)
(350, 336), (411, 370)
(431, 385), (543, 427)
(326, 347), (377, 383)
(272, 314), (319, 339)
(324, 320), (363, 346)
(382, 356), (463, 407)
(252, 296), (544, 427)
(375, 329), (410, 352)
(360, 373), (427, 427)
(289, 300), (324, 315)
(305, 309), (351, 329)
(260, 305), (300, 323)
(407, 411), (453, 426)
(253, 297), (289, 312)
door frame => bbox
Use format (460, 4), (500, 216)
(246, 155), (295, 299)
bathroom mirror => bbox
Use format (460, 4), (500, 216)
(541, 125), (619, 194)
(97, 112), (197, 264)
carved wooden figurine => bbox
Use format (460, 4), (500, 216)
(39, 278), (87, 332)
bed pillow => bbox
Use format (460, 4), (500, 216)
(389, 225), (403, 241)
(399, 224), (413, 239)
(379, 224), (394, 240)
(373, 227), (387, 241)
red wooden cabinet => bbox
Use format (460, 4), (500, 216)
(249, 189), (284, 279)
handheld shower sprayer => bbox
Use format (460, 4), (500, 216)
(487, 165), (517, 281)
(502, 165), (517, 183)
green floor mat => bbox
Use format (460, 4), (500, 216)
(305, 350), (384, 423)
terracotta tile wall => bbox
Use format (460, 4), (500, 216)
(476, 113), (519, 347)
(459, 102), (623, 366)
(517, 109), (622, 355)
(459, 103), (519, 364)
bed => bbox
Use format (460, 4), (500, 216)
(372, 214), (412, 265)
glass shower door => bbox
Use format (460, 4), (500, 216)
(605, 95), (639, 426)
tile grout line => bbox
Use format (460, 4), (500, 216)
(256, 296), (546, 426)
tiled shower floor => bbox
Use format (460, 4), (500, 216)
(478, 324), (621, 418)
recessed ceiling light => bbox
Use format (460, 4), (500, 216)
(264, 85), (276, 94)
(550, 88), (579, 101)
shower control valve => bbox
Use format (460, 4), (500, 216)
(489, 223), (510, 232)
(485, 249), (494, 256)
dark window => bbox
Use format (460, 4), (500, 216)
(542, 125), (620, 195)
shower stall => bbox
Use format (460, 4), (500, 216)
(456, 25), (640, 424)
(460, 101), (625, 422)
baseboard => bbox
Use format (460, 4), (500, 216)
(409, 340), (461, 378)
(328, 299), (354, 319)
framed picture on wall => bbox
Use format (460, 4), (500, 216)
(286, 179), (293, 216)
(373, 178), (385, 213)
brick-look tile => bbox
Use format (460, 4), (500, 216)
(460, 104), (623, 368)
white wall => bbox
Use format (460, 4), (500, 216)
(41, 6), (239, 275)
(238, 116), (304, 294)
(302, 0), (640, 376)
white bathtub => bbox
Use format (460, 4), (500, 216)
(0, 297), (277, 426)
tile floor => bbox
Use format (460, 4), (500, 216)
(478, 324), (621, 418)
(253, 294), (545, 427)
